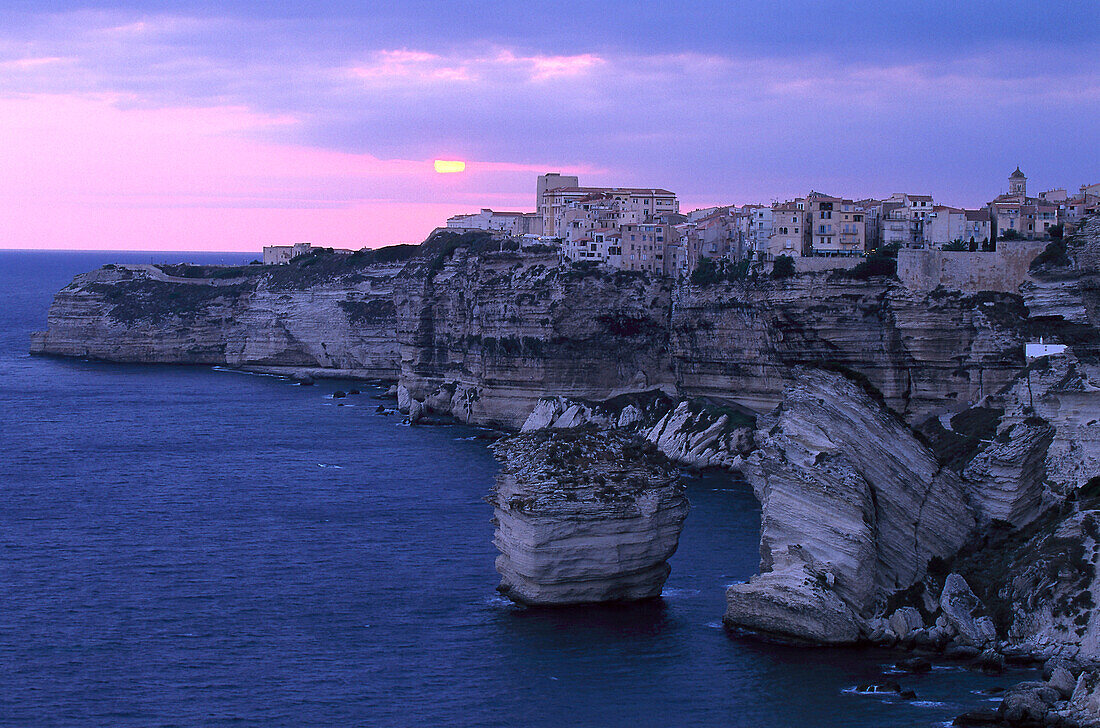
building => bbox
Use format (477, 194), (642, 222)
(767, 200), (806, 260)
(804, 192), (866, 256)
(621, 221), (676, 275)
(536, 172), (580, 231)
(446, 208), (544, 236)
(964, 209), (993, 244)
(745, 205), (773, 261)
(1009, 166), (1027, 198)
(263, 242), (313, 265)
(541, 185), (678, 237)
(989, 201), (1059, 239)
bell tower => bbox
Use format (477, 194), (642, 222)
(1009, 166), (1027, 198)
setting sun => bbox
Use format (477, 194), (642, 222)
(433, 159), (466, 174)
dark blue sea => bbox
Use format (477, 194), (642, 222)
(2, 250), (1029, 727)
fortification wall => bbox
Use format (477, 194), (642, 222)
(898, 241), (1047, 293)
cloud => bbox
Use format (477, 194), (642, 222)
(0, 5), (1097, 249)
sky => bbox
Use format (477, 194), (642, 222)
(1, 1), (1098, 251)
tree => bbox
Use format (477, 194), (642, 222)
(943, 240), (969, 252)
(999, 228), (1023, 241)
(689, 257), (721, 285)
(1048, 223), (1064, 242)
(773, 255), (796, 278)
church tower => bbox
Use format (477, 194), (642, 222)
(1009, 166), (1027, 198)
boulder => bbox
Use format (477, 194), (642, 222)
(895, 656), (932, 674)
(940, 573), (993, 645)
(977, 649), (1006, 674)
(1050, 666), (1078, 699)
(552, 403), (587, 429)
(396, 383), (412, 413)
(617, 404), (642, 429)
(944, 645), (982, 661)
(1000, 684), (1060, 724)
(425, 386), (455, 414)
(952, 707), (1001, 725)
(724, 560), (860, 645)
(408, 398), (424, 424)
(889, 607), (925, 639)
(521, 399), (560, 432)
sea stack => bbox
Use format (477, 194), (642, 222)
(490, 430), (689, 605)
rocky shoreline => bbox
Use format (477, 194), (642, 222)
(30, 219), (1100, 725)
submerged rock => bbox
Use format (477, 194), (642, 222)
(489, 430), (689, 606)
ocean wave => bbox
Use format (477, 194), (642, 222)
(211, 366), (282, 378)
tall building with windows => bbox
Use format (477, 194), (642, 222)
(804, 192), (866, 256)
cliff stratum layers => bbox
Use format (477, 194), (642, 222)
(489, 430), (688, 605)
(30, 222), (1100, 665)
(726, 367), (976, 644)
(30, 257), (402, 379)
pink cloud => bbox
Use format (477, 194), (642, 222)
(0, 94), (559, 251)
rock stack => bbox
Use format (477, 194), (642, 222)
(489, 430), (689, 605)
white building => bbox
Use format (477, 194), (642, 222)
(445, 209), (543, 236)
(263, 242), (313, 265)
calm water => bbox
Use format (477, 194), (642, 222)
(2, 251), (1028, 727)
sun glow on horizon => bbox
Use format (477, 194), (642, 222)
(433, 159), (466, 173)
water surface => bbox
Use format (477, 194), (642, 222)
(1, 251), (1028, 726)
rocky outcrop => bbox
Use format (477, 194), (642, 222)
(30, 258), (402, 379)
(516, 393), (756, 470)
(489, 430), (689, 605)
(952, 501), (1100, 662)
(671, 278), (1028, 424)
(644, 400), (754, 468)
(725, 547), (861, 645)
(725, 367), (976, 643)
(395, 249), (674, 428)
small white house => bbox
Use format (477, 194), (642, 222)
(1025, 339), (1067, 360)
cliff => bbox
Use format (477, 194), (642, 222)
(671, 277), (1028, 423)
(395, 249), (674, 428)
(30, 254), (403, 379)
(724, 367), (976, 644)
(489, 430), (689, 605)
(30, 221), (1100, 663)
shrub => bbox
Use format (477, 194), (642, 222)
(842, 254), (897, 280)
(772, 255), (796, 278)
(999, 228), (1023, 241)
(1031, 240), (1071, 270)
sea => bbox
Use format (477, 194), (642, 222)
(1, 250), (1033, 727)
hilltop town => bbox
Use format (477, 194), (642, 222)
(264, 169), (1099, 293)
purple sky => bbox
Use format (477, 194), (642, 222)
(1, 1), (1098, 251)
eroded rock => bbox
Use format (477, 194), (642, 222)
(489, 430), (689, 605)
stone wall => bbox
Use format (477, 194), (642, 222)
(898, 241), (1047, 293)
(780, 256), (861, 274)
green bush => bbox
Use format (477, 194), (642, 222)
(842, 254), (896, 280)
(1031, 240), (1071, 270)
(689, 257), (753, 284)
(772, 255), (795, 278)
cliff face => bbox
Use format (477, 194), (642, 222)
(34, 248), (1032, 431)
(671, 278), (1028, 423)
(30, 260), (402, 379)
(489, 430), (689, 605)
(725, 368), (976, 644)
(395, 250), (674, 428)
